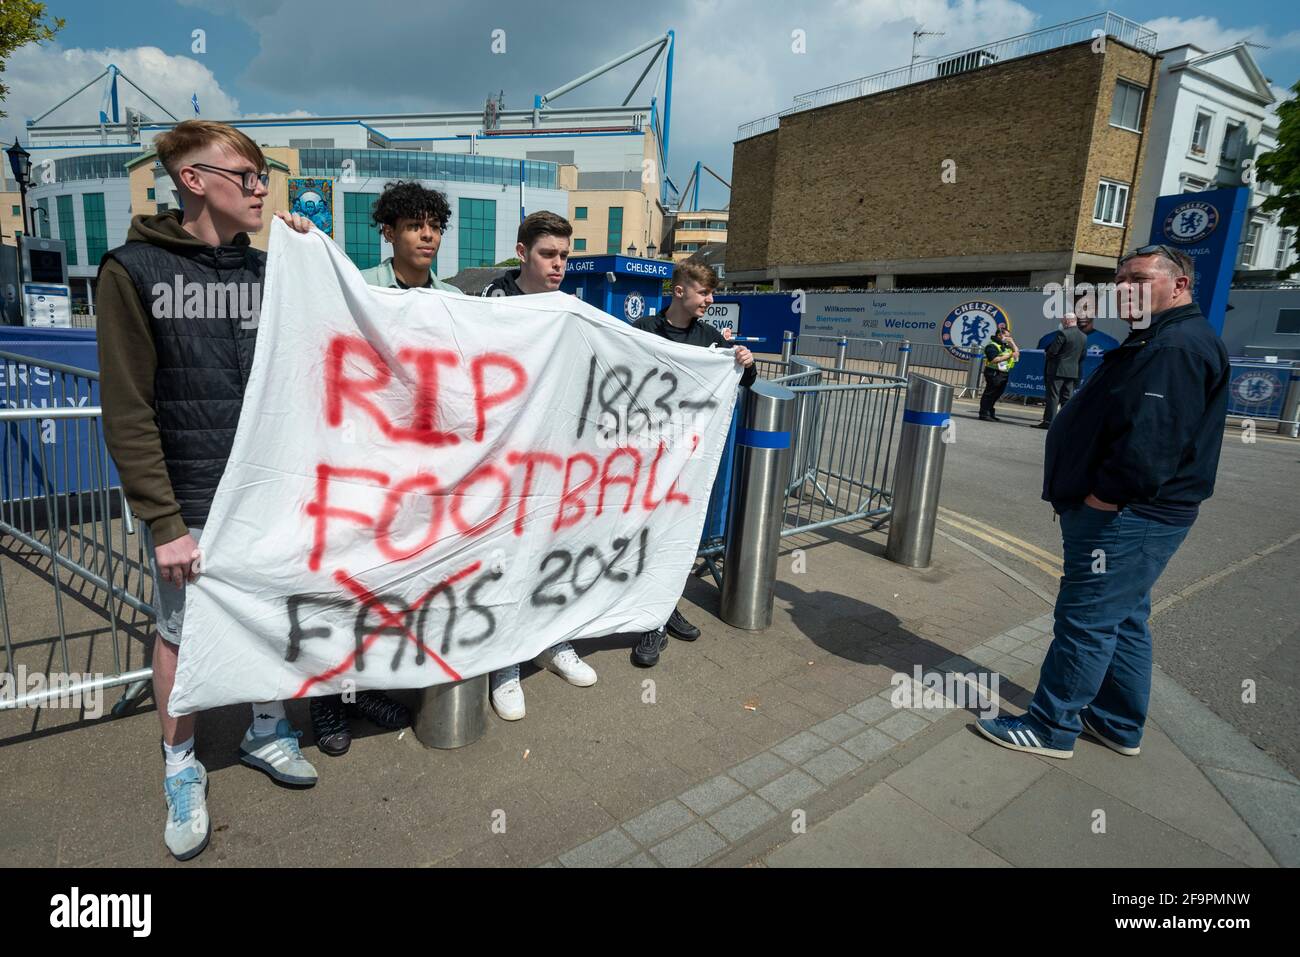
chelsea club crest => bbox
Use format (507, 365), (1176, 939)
(1163, 201), (1218, 245)
(941, 300), (1011, 361)
(624, 291), (646, 321)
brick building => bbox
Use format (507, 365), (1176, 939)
(729, 14), (1161, 289)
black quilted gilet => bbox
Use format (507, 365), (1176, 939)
(102, 238), (265, 528)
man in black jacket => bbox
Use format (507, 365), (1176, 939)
(1036, 313), (1088, 429)
(978, 245), (1228, 759)
(630, 261), (755, 667)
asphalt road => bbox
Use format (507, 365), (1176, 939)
(936, 395), (1300, 776)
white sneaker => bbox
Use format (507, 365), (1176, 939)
(490, 663), (526, 721)
(163, 762), (210, 862)
(534, 641), (597, 687)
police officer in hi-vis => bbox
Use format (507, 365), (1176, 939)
(978, 326), (1019, 422)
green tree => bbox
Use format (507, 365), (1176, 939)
(1258, 80), (1300, 277)
(0, 2), (64, 119)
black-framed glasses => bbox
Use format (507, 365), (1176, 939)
(1119, 243), (1187, 275)
(190, 163), (269, 191)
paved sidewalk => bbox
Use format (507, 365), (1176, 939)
(2, 518), (1295, 868)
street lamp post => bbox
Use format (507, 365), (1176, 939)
(647, 241), (658, 259)
(6, 140), (33, 324)
(6, 139), (33, 237)
(627, 242), (638, 257)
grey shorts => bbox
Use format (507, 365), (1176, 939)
(149, 525), (203, 646)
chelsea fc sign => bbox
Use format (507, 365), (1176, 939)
(941, 300), (1010, 361)
(1163, 201), (1218, 245)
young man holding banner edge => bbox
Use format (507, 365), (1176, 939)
(97, 120), (318, 861)
(630, 261), (755, 666)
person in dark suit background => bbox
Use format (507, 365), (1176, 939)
(1036, 313), (1088, 429)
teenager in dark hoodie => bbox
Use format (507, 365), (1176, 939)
(97, 120), (315, 861)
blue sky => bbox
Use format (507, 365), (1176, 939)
(6, 0), (1297, 209)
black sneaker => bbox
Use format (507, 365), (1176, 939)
(310, 695), (351, 757)
(978, 413), (994, 421)
(348, 690), (411, 730)
(631, 628), (668, 668)
(666, 608), (700, 641)
(1033, 422), (1051, 430)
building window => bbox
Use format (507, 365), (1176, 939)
(83, 193), (108, 264)
(458, 197), (497, 270)
(1220, 120), (1246, 165)
(1239, 220), (1262, 268)
(574, 206), (587, 220)
(1180, 175), (1209, 193)
(147, 187), (156, 201)
(344, 192), (380, 269)
(157, 202), (169, 212)
(574, 238), (587, 251)
(1109, 80), (1145, 132)
(606, 207), (623, 255)
(1190, 111), (1212, 157)
(1276, 309), (1300, 334)
(1277, 229), (1295, 271)
(10, 205), (18, 216)
(56, 194), (77, 265)
(1092, 180), (1129, 227)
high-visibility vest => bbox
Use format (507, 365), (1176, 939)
(989, 343), (1016, 372)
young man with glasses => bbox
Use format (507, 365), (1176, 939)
(97, 120), (317, 860)
(977, 244), (1229, 760)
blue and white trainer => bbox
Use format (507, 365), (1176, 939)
(975, 715), (1073, 759)
(239, 719), (319, 787)
(163, 762), (210, 861)
(1081, 712), (1141, 756)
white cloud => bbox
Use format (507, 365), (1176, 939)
(1143, 16), (1300, 56)
(0, 40), (319, 151)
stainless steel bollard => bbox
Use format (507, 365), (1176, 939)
(721, 379), (797, 630)
(886, 375), (954, 569)
(413, 674), (488, 749)
(781, 329), (795, 363)
(1278, 370), (1300, 438)
(835, 336), (848, 370)
(895, 339), (911, 379)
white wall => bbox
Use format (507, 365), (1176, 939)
(27, 178), (132, 279)
(1133, 48), (1296, 272)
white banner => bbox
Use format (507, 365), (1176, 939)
(169, 221), (740, 714)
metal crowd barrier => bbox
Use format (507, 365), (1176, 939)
(760, 350), (907, 538)
(0, 350), (156, 717)
(793, 335), (980, 396)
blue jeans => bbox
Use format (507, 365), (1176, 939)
(1025, 506), (1191, 751)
